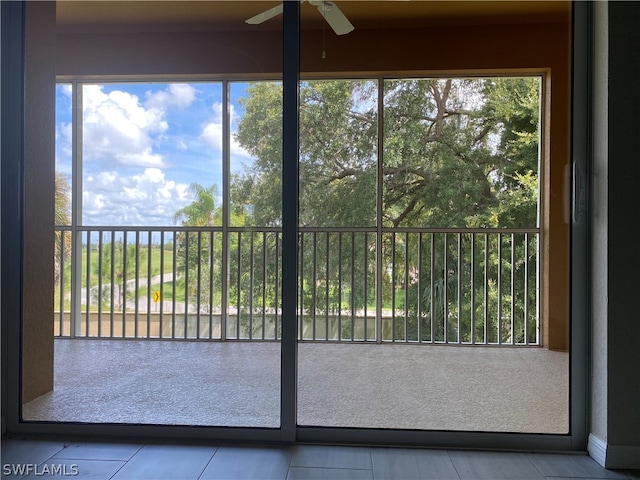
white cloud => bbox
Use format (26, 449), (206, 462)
(200, 121), (223, 151)
(145, 84), (197, 110)
(82, 168), (191, 226)
(82, 85), (168, 168)
(199, 102), (253, 159)
(55, 122), (73, 167)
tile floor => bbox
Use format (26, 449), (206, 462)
(2, 437), (639, 480)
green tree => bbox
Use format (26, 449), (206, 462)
(231, 82), (283, 227)
(173, 183), (223, 313)
(54, 172), (71, 285)
(175, 77), (541, 342)
(235, 78), (541, 229)
(233, 78), (540, 342)
(235, 81), (379, 325)
(174, 183), (221, 227)
(89, 238), (139, 311)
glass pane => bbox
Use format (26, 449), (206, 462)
(54, 84), (73, 332)
(33, 1), (284, 430)
(383, 77), (540, 229)
(299, 80), (377, 228)
(230, 81), (283, 227)
(81, 82), (222, 227)
(297, 0), (568, 435)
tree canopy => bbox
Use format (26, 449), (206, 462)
(232, 77), (540, 229)
(173, 77), (541, 342)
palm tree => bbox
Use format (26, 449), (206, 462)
(173, 183), (222, 311)
(54, 172), (71, 284)
(173, 183), (221, 227)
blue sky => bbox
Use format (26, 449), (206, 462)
(56, 82), (256, 226)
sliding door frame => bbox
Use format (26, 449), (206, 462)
(3, 0), (590, 452)
(281, 0), (300, 444)
(2, 0), (26, 438)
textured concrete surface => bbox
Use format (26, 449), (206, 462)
(23, 339), (568, 433)
(298, 343), (568, 433)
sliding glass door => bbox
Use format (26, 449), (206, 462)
(25, 2), (285, 429)
(295, 0), (570, 435)
(14, 0), (578, 447)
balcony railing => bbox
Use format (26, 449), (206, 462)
(54, 226), (539, 345)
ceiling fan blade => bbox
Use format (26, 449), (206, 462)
(245, 4), (284, 25)
(316, 1), (354, 35)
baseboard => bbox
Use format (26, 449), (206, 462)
(588, 434), (607, 467)
(588, 433), (640, 469)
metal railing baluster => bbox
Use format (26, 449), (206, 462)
(443, 232), (448, 343)
(209, 231), (214, 339)
(262, 231), (267, 340)
(363, 232), (368, 342)
(456, 234), (461, 343)
(430, 233), (435, 343)
(196, 231), (202, 338)
(84, 231), (90, 336)
(417, 232), (422, 343)
(404, 232), (409, 342)
(391, 232), (397, 342)
(511, 233), (516, 344)
(484, 233), (489, 344)
(524, 233), (529, 345)
(497, 233), (502, 345)
(470, 233), (475, 345)
(184, 232), (190, 339)
(97, 231), (103, 338)
(171, 231), (177, 339)
(58, 230), (65, 336)
(134, 230), (140, 338)
(110, 232), (115, 337)
(237, 231), (242, 339)
(159, 231), (165, 338)
(338, 233), (342, 341)
(147, 232), (152, 338)
(351, 232), (355, 342)
(122, 232), (128, 337)
(312, 231), (317, 340)
(325, 232), (330, 341)
(249, 232), (254, 340)
(275, 232), (280, 340)
(299, 232), (304, 340)
(54, 226), (540, 348)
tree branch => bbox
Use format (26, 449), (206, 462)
(392, 195), (421, 228)
(327, 166), (361, 182)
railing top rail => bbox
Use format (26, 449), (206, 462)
(56, 225), (540, 234)
(299, 226), (375, 233)
(300, 226), (540, 234)
(56, 225), (281, 233)
(380, 227), (540, 234)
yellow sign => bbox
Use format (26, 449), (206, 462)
(153, 291), (160, 303)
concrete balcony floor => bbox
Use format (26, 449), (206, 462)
(23, 338), (568, 434)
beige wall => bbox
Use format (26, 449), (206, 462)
(589, 1), (640, 468)
(591, 0), (609, 445)
(23, 2), (56, 403)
